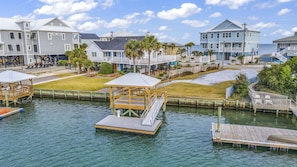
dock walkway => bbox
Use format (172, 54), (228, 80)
(212, 123), (297, 150)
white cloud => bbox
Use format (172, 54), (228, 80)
(278, 0), (292, 3)
(159, 26), (167, 31)
(181, 20), (209, 28)
(157, 3), (202, 20)
(277, 8), (291, 16)
(253, 22), (278, 29)
(256, 2), (276, 8)
(271, 29), (292, 36)
(138, 10), (155, 24)
(100, 0), (114, 9)
(206, 0), (253, 9)
(209, 12), (221, 18)
(292, 27), (297, 32)
(34, 0), (98, 16)
(67, 13), (90, 22)
(78, 21), (100, 31)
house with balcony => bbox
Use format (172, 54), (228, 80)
(86, 35), (177, 73)
(200, 19), (260, 63)
(0, 17), (79, 67)
(273, 32), (297, 59)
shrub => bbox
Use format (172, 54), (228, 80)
(99, 62), (113, 74)
(59, 60), (68, 66)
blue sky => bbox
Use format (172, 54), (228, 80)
(2, 0), (297, 44)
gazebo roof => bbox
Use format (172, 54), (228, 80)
(105, 73), (161, 88)
(0, 70), (36, 83)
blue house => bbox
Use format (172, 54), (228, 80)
(200, 19), (260, 63)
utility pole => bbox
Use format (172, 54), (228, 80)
(242, 23), (247, 56)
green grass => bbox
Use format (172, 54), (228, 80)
(34, 76), (112, 91)
(164, 81), (234, 99)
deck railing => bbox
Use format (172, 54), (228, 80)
(141, 94), (165, 126)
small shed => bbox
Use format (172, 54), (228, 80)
(0, 70), (35, 106)
(105, 73), (166, 117)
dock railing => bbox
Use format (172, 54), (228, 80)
(141, 94), (165, 126)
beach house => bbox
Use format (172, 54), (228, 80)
(86, 33), (177, 73)
(0, 17), (79, 67)
(200, 19), (260, 63)
(273, 32), (297, 59)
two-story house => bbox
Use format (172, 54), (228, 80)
(86, 35), (177, 73)
(0, 17), (79, 67)
(273, 32), (297, 59)
(200, 19), (260, 63)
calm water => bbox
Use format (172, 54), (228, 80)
(1, 99), (297, 167)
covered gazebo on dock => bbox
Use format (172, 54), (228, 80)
(0, 70), (35, 106)
(105, 73), (166, 117)
(95, 73), (167, 135)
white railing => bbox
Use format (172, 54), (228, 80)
(107, 55), (177, 65)
(141, 94), (165, 126)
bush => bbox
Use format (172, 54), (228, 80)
(99, 62), (113, 74)
(59, 60), (68, 66)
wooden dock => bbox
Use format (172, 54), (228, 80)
(95, 115), (162, 135)
(211, 123), (297, 150)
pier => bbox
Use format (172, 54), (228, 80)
(212, 123), (297, 151)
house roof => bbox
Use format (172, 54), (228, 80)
(94, 36), (144, 50)
(105, 73), (161, 88)
(273, 32), (297, 43)
(80, 33), (100, 39)
(201, 19), (259, 33)
(0, 17), (77, 32)
(0, 70), (35, 83)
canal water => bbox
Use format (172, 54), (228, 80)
(1, 99), (297, 167)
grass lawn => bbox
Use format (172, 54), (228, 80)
(164, 81), (233, 99)
(34, 76), (112, 91)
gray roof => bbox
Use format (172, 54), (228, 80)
(105, 73), (161, 88)
(273, 32), (297, 43)
(0, 70), (35, 83)
(80, 33), (100, 39)
(94, 36), (144, 50)
(201, 19), (259, 33)
(0, 17), (77, 32)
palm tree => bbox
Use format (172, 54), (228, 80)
(177, 47), (186, 60)
(162, 42), (168, 55)
(237, 55), (245, 64)
(185, 42), (195, 56)
(140, 35), (160, 75)
(169, 43), (176, 55)
(124, 39), (144, 73)
(207, 49), (215, 62)
(65, 45), (88, 74)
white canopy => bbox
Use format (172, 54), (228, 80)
(0, 70), (36, 83)
(105, 73), (161, 88)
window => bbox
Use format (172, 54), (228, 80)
(210, 44), (213, 48)
(229, 33), (231, 38)
(31, 33), (36, 39)
(25, 23), (29, 28)
(217, 33), (219, 38)
(48, 32), (52, 40)
(64, 44), (71, 51)
(237, 32), (239, 37)
(211, 34), (213, 38)
(92, 52), (97, 57)
(18, 33), (22, 39)
(26, 33), (30, 39)
(216, 44), (219, 48)
(8, 45), (13, 51)
(16, 45), (21, 51)
(10, 32), (14, 39)
(223, 33), (225, 38)
(62, 33), (65, 40)
(27, 45), (31, 51)
(34, 45), (38, 52)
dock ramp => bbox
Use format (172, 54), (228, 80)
(141, 95), (165, 126)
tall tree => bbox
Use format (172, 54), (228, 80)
(185, 42), (195, 56)
(141, 35), (160, 75)
(162, 42), (168, 55)
(177, 47), (186, 60)
(124, 39), (144, 73)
